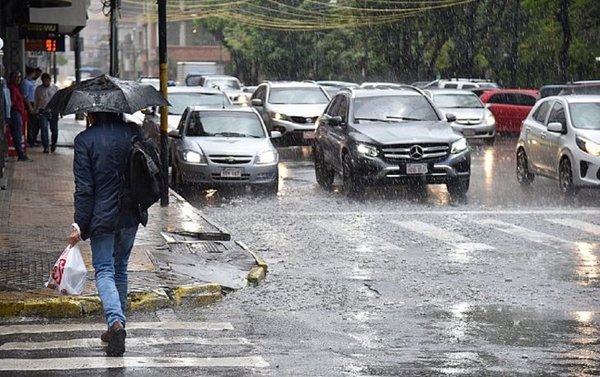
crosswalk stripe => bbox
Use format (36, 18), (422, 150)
(313, 219), (403, 252)
(0, 336), (251, 351)
(391, 220), (495, 251)
(0, 356), (270, 371)
(0, 322), (233, 336)
(547, 218), (600, 236)
(480, 219), (572, 248)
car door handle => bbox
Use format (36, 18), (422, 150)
(540, 131), (546, 139)
(525, 126), (531, 133)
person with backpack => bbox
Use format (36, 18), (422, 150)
(67, 112), (150, 357)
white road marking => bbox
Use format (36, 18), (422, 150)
(0, 356), (269, 371)
(548, 218), (600, 236)
(0, 336), (251, 351)
(480, 219), (573, 248)
(0, 322), (233, 336)
(391, 220), (495, 252)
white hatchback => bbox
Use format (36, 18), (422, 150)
(516, 95), (600, 194)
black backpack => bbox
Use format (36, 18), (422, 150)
(122, 126), (161, 226)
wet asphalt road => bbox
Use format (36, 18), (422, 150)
(2, 136), (600, 376)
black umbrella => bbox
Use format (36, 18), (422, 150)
(45, 74), (169, 115)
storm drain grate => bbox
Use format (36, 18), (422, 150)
(167, 242), (227, 255)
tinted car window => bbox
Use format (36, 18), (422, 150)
(252, 85), (266, 101)
(569, 103), (600, 130)
(513, 94), (537, 106)
(325, 95), (341, 117)
(268, 88), (329, 104)
(444, 83), (458, 89)
(187, 111), (266, 138)
(353, 95), (439, 122)
(462, 84), (477, 89)
(547, 102), (566, 127)
(488, 93), (507, 104)
(533, 101), (552, 123)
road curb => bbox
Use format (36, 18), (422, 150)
(236, 241), (268, 287)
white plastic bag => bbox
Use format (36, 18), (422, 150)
(45, 244), (88, 295)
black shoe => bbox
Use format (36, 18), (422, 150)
(50, 145), (56, 153)
(43, 148), (49, 154)
(105, 321), (126, 356)
(17, 156), (31, 161)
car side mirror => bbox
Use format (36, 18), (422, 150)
(270, 130), (282, 138)
(168, 130), (181, 138)
(251, 98), (263, 106)
(329, 115), (344, 127)
(445, 113), (457, 122)
(547, 122), (565, 134)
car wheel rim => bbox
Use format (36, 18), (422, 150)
(517, 151), (527, 182)
(560, 160), (572, 192)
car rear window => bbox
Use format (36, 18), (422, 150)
(269, 88), (329, 104)
(433, 93), (483, 108)
(569, 103), (600, 130)
(169, 93), (228, 115)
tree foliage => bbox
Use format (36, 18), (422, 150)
(196, 0), (600, 87)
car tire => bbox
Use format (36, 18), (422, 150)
(342, 153), (365, 198)
(559, 157), (577, 195)
(314, 145), (335, 190)
(252, 177), (279, 196)
(516, 148), (534, 186)
(446, 177), (470, 198)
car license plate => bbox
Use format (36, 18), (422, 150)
(406, 163), (428, 175)
(221, 168), (243, 178)
(462, 129), (476, 136)
(303, 131), (316, 140)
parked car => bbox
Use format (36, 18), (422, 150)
(313, 87), (471, 198)
(317, 80), (359, 97)
(516, 95), (600, 195)
(137, 86), (232, 134)
(168, 107), (280, 194)
(479, 89), (539, 133)
(424, 79), (499, 90)
(250, 81), (330, 144)
(427, 89), (496, 144)
(359, 82), (406, 89)
(185, 74), (244, 102)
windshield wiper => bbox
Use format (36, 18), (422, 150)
(354, 117), (395, 123)
(386, 116), (423, 121)
(214, 132), (248, 138)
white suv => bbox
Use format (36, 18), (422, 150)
(424, 79), (499, 90)
(516, 95), (600, 194)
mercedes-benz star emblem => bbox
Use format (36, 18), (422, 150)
(409, 145), (424, 160)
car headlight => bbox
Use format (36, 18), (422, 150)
(270, 112), (289, 121)
(256, 150), (278, 164)
(183, 150), (206, 164)
(576, 136), (600, 157)
(485, 110), (496, 126)
(451, 138), (468, 154)
(356, 143), (379, 157)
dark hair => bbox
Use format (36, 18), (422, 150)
(25, 66), (34, 75)
(34, 67), (42, 73)
(41, 73), (51, 81)
(9, 71), (21, 81)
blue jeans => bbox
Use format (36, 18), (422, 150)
(90, 226), (138, 327)
(9, 110), (25, 159)
(39, 111), (59, 149)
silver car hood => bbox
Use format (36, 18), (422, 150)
(268, 103), (327, 117)
(185, 137), (274, 156)
(350, 121), (461, 145)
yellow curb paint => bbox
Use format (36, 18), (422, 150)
(128, 289), (171, 312)
(247, 266), (267, 287)
(172, 283), (223, 307)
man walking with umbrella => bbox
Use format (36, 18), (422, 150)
(58, 75), (168, 357)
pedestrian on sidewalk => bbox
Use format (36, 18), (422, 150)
(67, 112), (145, 357)
(21, 66), (39, 147)
(34, 73), (59, 153)
(8, 71), (30, 161)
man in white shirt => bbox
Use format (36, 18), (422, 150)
(34, 73), (59, 153)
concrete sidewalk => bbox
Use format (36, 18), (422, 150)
(0, 116), (267, 318)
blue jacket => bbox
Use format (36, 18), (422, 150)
(73, 118), (143, 240)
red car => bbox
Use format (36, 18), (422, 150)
(479, 89), (539, 133)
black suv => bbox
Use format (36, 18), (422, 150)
(313, 87), (471, 197)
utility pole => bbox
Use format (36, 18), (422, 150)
(109, 0), (119, 76)
(158, 0), (169, 206)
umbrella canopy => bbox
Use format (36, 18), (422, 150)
(45, 74), (169, 115)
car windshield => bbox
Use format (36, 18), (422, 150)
(353, 95), (440, 122)
(169, 93), (227, 115)
(186, 112), (266, 138)
(569, 103), (600, 130)
(433, 93), (483, 108)
(269, 88), (329, 104)
(205, 78), (241, 90)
